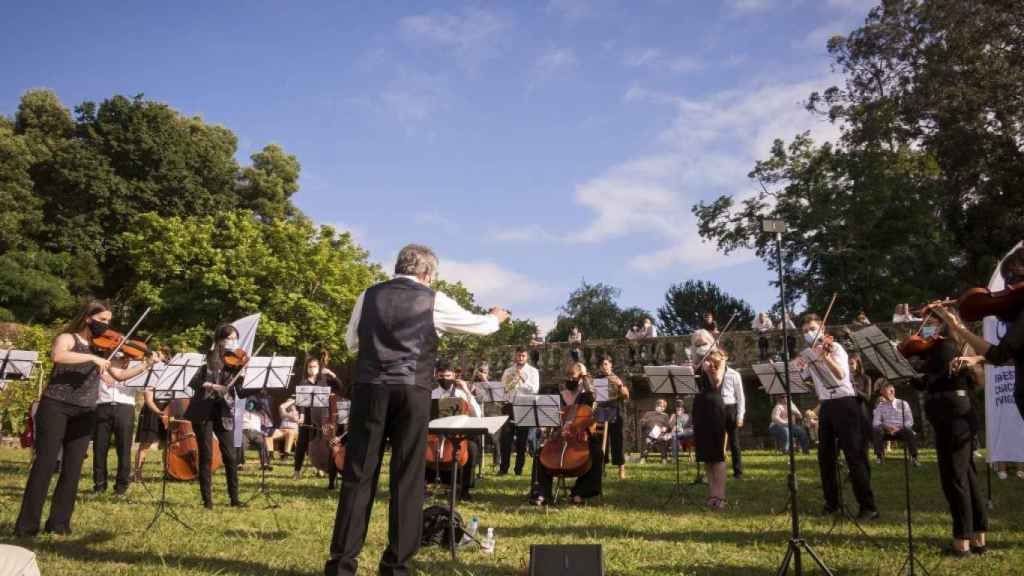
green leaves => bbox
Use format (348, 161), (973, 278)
(548, 281), (654, 341)
(657, 280), (755, 336)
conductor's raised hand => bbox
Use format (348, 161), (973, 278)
(489, 307), (511, 323)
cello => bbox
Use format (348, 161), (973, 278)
(309, 350), (345, 473)
(425, 394), (472, 470)
(162, 397), (223, 481)
(538, 390), (595, 479)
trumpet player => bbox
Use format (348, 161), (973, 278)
(498, 348), (539, 475)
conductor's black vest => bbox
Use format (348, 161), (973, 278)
(354, 277), (439, 390)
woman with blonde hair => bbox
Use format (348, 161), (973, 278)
(692, 349), (730, 509)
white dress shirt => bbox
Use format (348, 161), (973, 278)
(873, 397), (914, 430)
(345, 275), (501, 352)
(431, 384), (482, 417)
(500, 363), (540, 400)
(97, 373), (137, 405)
(720, 367), (745, 421)
(800, 341), (855, 400)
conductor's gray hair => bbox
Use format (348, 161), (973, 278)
(690, 329), (714, 345)
(394, 244), (439, 279)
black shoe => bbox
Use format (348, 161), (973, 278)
(203, 500), (214, 510)
(733, 473), (744, 480)
(943, 547), (970, 559)
(820, 506), (839, 516)
(529, 496), (545, 507)
(970, 545), (988, 556)
(496, 471), (508, 476)
(230, 500), (247, 508)
(12, 528), (38, 538)
(912, 458), (921, 467)
(857, 508), (880, 521)
(92, 486), (107, 494)
(113, 488), (128, 497)
(43, 525), (71, 536)
(459, 492), (474, 502)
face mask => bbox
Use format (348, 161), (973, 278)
(692, 344), (712, 359)
(439, 378), (453, 390)
(224, 339), (240, 351)
(920, 325), (939, 338)
(803, 330), (819, 345)
(88, 319), (109, 338)
(564, 378), (579, 391)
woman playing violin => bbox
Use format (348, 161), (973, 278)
(931, 247), (1024, 421)
(15, 300), (160, 537)
(184, 324), (243, 509)
(531, 362), (603, 506)
(907, 312), (988, 557)
(692, 349), (730, 509)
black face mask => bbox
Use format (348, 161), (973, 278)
(564, 378), (579, 391)
(87, 319), (109, 338)
(439, 378), (454, 390)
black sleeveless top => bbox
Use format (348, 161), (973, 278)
(43, 334), (101, 408)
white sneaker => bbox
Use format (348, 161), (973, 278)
(997, 471), (1008, 480)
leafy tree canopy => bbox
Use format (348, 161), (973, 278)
(658, 280), (755, 336)
(548, 281), (654, 341)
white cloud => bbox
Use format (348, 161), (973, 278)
(320, 220), (368, 246)
(413, 210), (458, 233)
(566, 75), (841, 273)
(378, 69), (449, 130)
(727, 0), (774, 15)
(624, 48), (703, 74)
(546, 0), (596, 21)
(534, 47), (578, 75)
(398, 8), (509, 69)
(488, 225), (561, 243)
(439, 259), (548, 306)
(826, 0), (878, 11)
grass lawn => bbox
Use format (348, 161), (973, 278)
(1, 446), (1023, 575)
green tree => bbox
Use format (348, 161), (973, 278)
(432, 279), (538, 361)
(238, 144), (301, 221)
(658, 280), (755, 336)
(0, 118), (42, 252)
(120, 211), (383, 355)
(548, 281), (652, 341)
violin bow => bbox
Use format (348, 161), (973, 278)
(807, 293), (839, 351)
(224, 342), (266, 391)
(696, 311), (739, 368)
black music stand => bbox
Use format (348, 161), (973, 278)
(513, 394), (561, 502)
(428, 415), (507, 561)
(147, 356), (201, 531)
(752, 362), (812, 514)
(0, 349), (38, 391)
(645, 365), (700, 503)
(848, 326), (930, 575)
(240, 355), (295, 517)
(475, 381), (507, 474)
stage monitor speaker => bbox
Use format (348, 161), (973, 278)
(528, 544), (604, 576)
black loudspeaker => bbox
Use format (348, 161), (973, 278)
(529, 544), (604, 576)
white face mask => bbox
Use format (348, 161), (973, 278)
(224, 338), (240, 351)
(692, 344), (712, 360)
(803, 329), (819, 345)
(920, 325), (939, 338)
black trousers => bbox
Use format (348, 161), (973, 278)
(499, 422), (529, 474)
(426, 439), (478, 496)
(92, 403), (135, 492)
(325, 383), (429, 576)
(927, 397), (988, 539)
(16, 398), (95, 535)
(872, 427), (918, 460)
(294, 424), (311, 471)
(724, 404), (743, 477)
(536, 439), (603, 501)
(189, 416), (239, 505)
(818, 397), (876, 512)
(605, 410), (625, 467)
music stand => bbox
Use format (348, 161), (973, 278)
(847, 327), (929, 575)
(645, 365), (701, 502)
(122, 361), (165, 389)
(752, 362), (812, 396)
(295, 385), (331, 409)
(239, 355), (294, 515)
(0, 349), (38, 390)
(147, 354), (202, 531)
(513, 394), (560, 501)
(474, 381), (506, 474)
(428, 415), (508, 562)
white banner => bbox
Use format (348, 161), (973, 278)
(230, 313), (261, 448)
(985, 242), (1024, 463)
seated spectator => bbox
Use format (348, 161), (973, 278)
(239, 397), (271, 470)
(669, 400), (694, 450)
(892, 303), (921, 323)
(803, 405), (820, 445)
(625, 325), (643, 340)
(768, 396), (810, 454)
(569, 326), (583, 362)
(853, 311), (871, 326)
(642, 318), (658, 338)
(752, 312), (774, 360)
(277, 397), (302, 457)
(872, 382), (919, 465)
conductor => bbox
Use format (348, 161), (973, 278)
(325, 244), (509, 576)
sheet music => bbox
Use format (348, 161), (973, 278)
(512, 394), (561, 428)
(122, 361), (165, 389)
(241, 356), (296, 389)
(800, 349), (842, 391)
(336, 399), (351, 425)
(751, 362), (812, 395)
(0, 349), (39, 382)
(644, 365), (698, 395)
(154, 352), (206, 394)
(296, 385), (331, 408)
(474, 381), (506, 404)
(429, 415), (509, 436)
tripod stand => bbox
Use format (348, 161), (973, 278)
(147, 426), (191, 531)
(893, 402), (930, 575)
(663, 430), (697, 506)
(823, 442), (881, 547)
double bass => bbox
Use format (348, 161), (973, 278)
(309, 350), (345, 473)
(538, 393), (595, 478)
(162, 398), (223, 481)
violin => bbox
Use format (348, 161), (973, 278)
(538, 388), (594, 478)
(921, 282), (1024, 323)
(89, 307), (153, 362)
(223, 348), (249, 368)
(897, 334), (943, 358)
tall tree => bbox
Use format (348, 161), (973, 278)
(548, 281), (653, 341)
(658, 280), (755, 336)
(432, 279), (538, 360)
(238, 144), (301, 221)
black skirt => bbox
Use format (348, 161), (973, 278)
(693, 389), (727, 463)
(135, 403), (167, 445)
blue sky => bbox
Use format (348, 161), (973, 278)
(3, 0), (876, 333)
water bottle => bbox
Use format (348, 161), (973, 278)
(459, 517), (479, 547)
(481, 527), (495, 554)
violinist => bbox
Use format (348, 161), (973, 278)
(292, 355), (343, 483)
(902, 312), (988, 556)
(427, 361), (482, 501)
(931, 247), (1024, 421)
(184, 324), (243, 509)
(692, 349), (730, 509)
(795, 314), (878, 520)
(690, 329), (744, 479)
(597, 355), (629, 480)
(15, 300), (156, 537)
(92, 348), (163, 496)
(531, 362), (603, 506)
